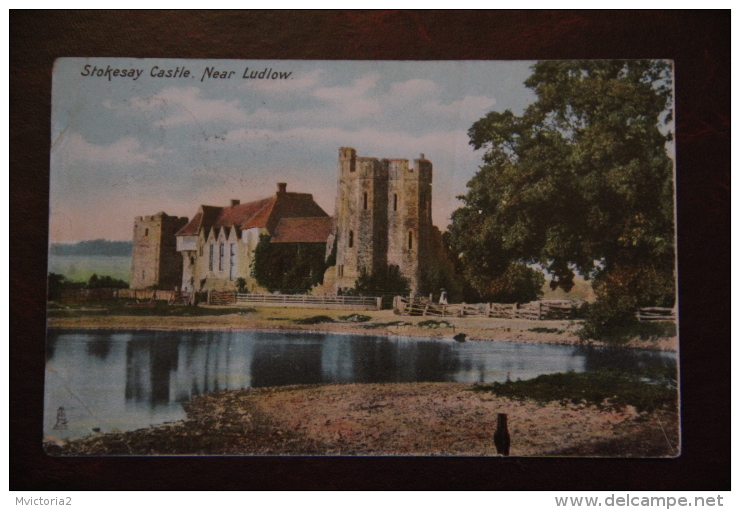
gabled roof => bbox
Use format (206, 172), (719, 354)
(176, 192), (328, 237)
(270, 216), (334, 243)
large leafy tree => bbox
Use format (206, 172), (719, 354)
(251, 235), (327, 293)
(449, 60), (675, 323)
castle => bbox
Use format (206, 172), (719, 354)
(131, 147), (452, 297)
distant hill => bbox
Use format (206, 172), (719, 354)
(50, 239), (132, 257)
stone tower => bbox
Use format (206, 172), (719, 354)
(333, 147), (432, 295)
(130, 212), (188, 290)
(334, 147), (388, 290)
(386, 155), (433, 294)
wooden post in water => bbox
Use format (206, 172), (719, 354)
(494, 413), (510, 456)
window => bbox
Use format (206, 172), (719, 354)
(363, 192), (368, 210)
(393, 194), (398, 211)
(190, 256), (195, 266)
(209, 244), (214, 271)
(348, 230), (354, 248)
(219, 243), (224, 271)
(338, 265), (344, 277)
(408, 231), (413, 250)
(229, 243), (236, 280)
(144, 228), (149, 236)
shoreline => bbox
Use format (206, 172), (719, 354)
(47, 306), (678, 351)
(46, 382), (680, 457)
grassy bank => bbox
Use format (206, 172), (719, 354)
(47, 303), (678, 351)
(48, 300), (256, 318)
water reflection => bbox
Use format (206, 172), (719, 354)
(124, 338), (180, 407)
(44, 329), (677, 439)
(85, 334), (113, 360)
(251, 336), (324, 387)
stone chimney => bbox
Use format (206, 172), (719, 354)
(230, 199), (240, 207)
(277, 182), (287, 193)
(420, 153), (425, 160)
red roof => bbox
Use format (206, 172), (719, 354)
(270, 217), (334, 243)
(176, 192), (328, 237)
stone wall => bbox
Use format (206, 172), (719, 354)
(130, 212), (188, 290)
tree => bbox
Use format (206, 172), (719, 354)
(349, 265), (410, 296)
(251, 235), (327, 293)
(86, 273), (128, 289)
(449, 60), (675, 336)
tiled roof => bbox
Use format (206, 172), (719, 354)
(270, 216), (334, 243)
(176, 192), (329, 237)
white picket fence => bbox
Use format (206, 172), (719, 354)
(232, 292), (382, 310)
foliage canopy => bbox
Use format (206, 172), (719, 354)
(251, 235), (327, 293)
(449, 60), (675, 330)
(350, 266), (410, 296)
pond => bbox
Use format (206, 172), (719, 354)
(44, 329), (676, 440)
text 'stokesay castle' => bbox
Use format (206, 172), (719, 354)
(130, 147), (453, 296)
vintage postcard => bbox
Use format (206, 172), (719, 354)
(45, 58), (679, 456)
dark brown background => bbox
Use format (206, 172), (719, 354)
(10, 10), (730, 490)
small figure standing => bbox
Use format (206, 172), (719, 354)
(439, 288), (448, 305)
(494, 413), (510, 456)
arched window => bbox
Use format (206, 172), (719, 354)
(393, 194), (398, 211)
(348, 230), (354, 248)
(363, 192), (368, 210)
(408, 231), (413, 250)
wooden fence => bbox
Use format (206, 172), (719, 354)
(60, 288), (119, 301)
(115, 289), (178, 301)
(394, 297), (582, 320)
(394, 297), (676, 322)
(231, 292), (382, 310)
(636, 307), (676, 322)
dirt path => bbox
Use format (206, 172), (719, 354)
(47, 382), (679, 457)
(47, 307), (677, 351)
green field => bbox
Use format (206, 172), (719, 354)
(48, 255), (131, 283)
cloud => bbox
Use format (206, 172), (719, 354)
(107, 87), (251, 127)
(251, 69), (325, 92)
(423, 95), (497, 119)
(57, 132), (163, 165)
(388, 79), (438, 102)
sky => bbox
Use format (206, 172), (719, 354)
(50, 58), (540, 243)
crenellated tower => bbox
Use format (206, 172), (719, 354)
(385, 155), (433, 294)
(131, 211), (188, 290)
(334, 147), (389, 290)
(333, 147), (432, 295)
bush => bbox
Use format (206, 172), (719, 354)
(349, 266), (410, 296)
(472, 368), (678, 413)
(86, 273), (128, 289)
(338, 314), (371, 323)
(578, 264), (676, 343)
(293, 315), (335, 325)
